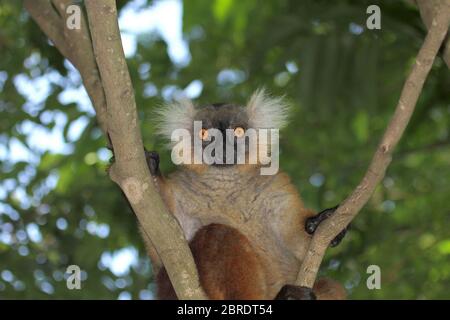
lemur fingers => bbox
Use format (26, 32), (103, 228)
(144, 149), (161, 176)
(305, 205), (350, 247)
(143, 149), (163, 193)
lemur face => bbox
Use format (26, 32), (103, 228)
(195, 103), (248, 133)
(195, 104), (248, 166)
(154, 89), (290, 167)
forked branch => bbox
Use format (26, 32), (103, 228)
(295, 3), (450, 288)
(25, 0), (207, 299)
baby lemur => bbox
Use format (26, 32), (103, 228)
(140, 89), (348, 300)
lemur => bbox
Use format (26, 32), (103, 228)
(138, 89), (348, 300)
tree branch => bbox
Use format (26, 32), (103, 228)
(416, 0), (450, 68)
(24, 0), (71, 60)
(51, 0), (109, 136)
(24, 0), (109, 136)
(84, 0), (206, 299)
(295, 3), (450, 288)
(26, 0), (207, 299)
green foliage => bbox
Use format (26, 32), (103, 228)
(0, 0), (449, 299)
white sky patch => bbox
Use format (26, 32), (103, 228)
(349, 22), (364, 35)
(7, 138), (37, 163)
(26, 223), (43, 243)
(0, 203), (20, 221)
(286, 61), (299, 74)
(121, 33), (137, 58)
(56, 217), (68, 231)
(217, 69), (246, 85)
(119, 0), (190, 65)
(12, 186), (31, 209)
(97, 147), (112, 162)
(67, 116), (90, 142)
(184, 80), (203, 99)
(143, 83), (158, 97)
(139, 289), (154, 300)
(1, 270), (14, 282)
(118, 291), (132, 300)
(0, 232), (13, 245)
(100, 247), (139, 277)
(13, 74), (51, 105)
(17, 116), (73, 155)
(57, 64), (94, 116)
(40, 281), (55, 295)
(86, 221), (110, 239)
(57, 86), (93, 115)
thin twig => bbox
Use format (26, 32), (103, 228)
(416, 0), (450, 68)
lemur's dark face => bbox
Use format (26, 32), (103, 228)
(195, 103), (248, 133)
(155, 89), (290, 168)
(194, 103), (249, 166)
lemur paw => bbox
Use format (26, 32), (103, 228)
(305, 205), (349, 247)
(275, 285), (316, 300)
(144, 149), (160, 176)
(330, 228), (348, 247)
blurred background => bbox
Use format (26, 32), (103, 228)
(0, 0), (449, 299)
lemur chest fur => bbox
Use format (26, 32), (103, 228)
(164, 166), (307, 283)
(169, 167), (277, 236)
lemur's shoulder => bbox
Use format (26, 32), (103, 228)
(266, 170), (303, 201)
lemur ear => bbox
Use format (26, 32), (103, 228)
(154, 98), (196, 142)
(246, 88), (290, 129)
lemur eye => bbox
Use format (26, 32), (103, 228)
(234, 127), (245, 138)
(199, 128), (209, 140)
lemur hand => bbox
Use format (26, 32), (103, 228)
(305, 206), (349, 247)
(106, 147), (161, 177)
(144, 149), (161, 177)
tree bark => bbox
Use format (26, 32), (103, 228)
(25, 0), (109, 136)
(295, 3), (450, 288)
(416, 0), (450, 68)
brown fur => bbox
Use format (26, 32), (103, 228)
(155, 223), (345, 300)
(314, 278), (347, 300)
(158, 224), (267, 299)
(142, 163), (345, 300)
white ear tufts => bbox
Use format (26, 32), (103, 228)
(154, 98), (195, 142)
(246, 88), (290, 129)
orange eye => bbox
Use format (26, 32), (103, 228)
(234, 127), (245, 138)
(199, 128), (209, 140)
